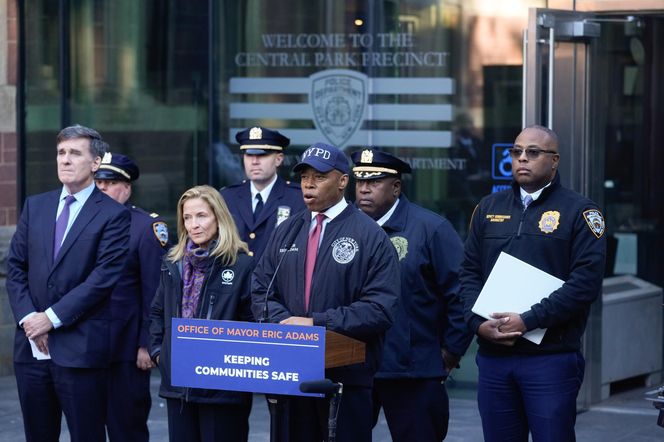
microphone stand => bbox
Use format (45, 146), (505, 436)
(260, 217), (304, 442)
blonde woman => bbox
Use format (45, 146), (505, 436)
(150, 185), (254, 442)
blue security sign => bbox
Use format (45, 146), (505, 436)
(492, 143), (513, 180)
(171, 318), (325, 397)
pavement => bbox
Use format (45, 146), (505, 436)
(0, 374), (662, 441)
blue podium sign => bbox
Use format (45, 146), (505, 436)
(171, 318), (325, 397)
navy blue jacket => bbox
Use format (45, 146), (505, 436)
(459, 174), (606, 355)
(7, 187), (130, 367)
(109, 204), (168, 363)
(221, 177), (305, 260)
(149, 252), (254, 405)
(252, 203), (400, 387)
(376, 195), (472, 379)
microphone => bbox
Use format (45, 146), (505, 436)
(299, 379), (342, 395)
(260, 217), (306, 323)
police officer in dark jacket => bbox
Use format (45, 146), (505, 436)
(352, 149), (473, 441)
(252, 143), (400, 442)
(221, 126), (305, 260)
(459, 125), (607, 442)
(94, 153), (169, 442)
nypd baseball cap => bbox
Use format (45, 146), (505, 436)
(292, 142), (350, 175)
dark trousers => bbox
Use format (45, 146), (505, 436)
(166, 397), (251, 442)
(372, 377), (449, 442)
(106, 361), (151, 442)
(288, 386), (372, 442)
(476, 352), (585, 442)
(14, 361), (107, 442)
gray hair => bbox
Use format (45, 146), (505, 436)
(56, 124), (108, 158)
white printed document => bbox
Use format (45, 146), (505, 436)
(471, 252), (564, 345)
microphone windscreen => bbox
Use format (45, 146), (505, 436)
(299, 379), (339, 394)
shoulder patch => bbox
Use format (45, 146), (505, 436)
(152, 221), (169, 247)
(150, 212), (159, 218)
(582, 209), (605, 238)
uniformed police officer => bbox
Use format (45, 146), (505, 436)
(94, 153), (169, 442)
(459, 125), (607, 442)
(351, 149), (473, 442)
(220, 126), (305, 259)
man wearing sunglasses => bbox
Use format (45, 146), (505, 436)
(459, 125), (607, 442)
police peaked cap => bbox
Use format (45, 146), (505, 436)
(94, 152), (139, 182)
(236, 126), (290, 155)
(351, 149), (412, 180)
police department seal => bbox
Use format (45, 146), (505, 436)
(331, 237), (359, 264)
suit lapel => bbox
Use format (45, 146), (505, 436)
(51, 188), (102, 271)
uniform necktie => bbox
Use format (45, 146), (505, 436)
(54, 195), (76, 260)
(523, 194), (533, 210)
(304, 213), (326, 311)
(253, 193), (264, 222)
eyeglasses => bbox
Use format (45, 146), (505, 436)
(508, 147), (558, 160)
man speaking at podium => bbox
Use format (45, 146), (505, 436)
(252, 142), (400, 442)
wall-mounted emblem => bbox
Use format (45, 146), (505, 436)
(310, 69), (367, 147)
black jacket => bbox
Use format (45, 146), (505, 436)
(376, 195), (472, 379)
(149, 252), (254, 404)
(459, 174), (606, 355)
(252, 203), (400, 387)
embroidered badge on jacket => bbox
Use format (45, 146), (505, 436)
(221, 269), (235, 285)
(390, 236), (408, 261)
(331, 237), (359, 264)
(538, 211), (560, 234)
(583, 209), (605, 238)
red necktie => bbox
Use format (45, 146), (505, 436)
(304, 213), (326, 311)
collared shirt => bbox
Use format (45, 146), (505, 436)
(55, 181), (96, 246)
(309, 197), (348, 245)
(376, 198), (400, 227)
(250, 175), (278, 212)
(519, 181), (552, 205)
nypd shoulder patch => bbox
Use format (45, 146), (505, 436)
(582, 209), (605, 238)
(152, 221), (169, 247)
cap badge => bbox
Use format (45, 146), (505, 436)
(101, 152), (112, 164)
(360, 149), (373, 164)
(538, 211), (560, 234)
(249, 127), (262, 140)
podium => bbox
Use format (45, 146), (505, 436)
(325, 330), (365, 368)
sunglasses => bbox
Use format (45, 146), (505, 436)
(508, 147), (558, 160)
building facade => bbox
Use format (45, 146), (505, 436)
(1, 0), (663, 402)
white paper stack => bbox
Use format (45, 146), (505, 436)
(471, 252), (565, 344)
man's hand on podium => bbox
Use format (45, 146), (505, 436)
(280, 316), (314, 326)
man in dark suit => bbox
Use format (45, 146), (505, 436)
(94, 152), (168, 442)
(220, 126), (305, 260)
(6, 125), (131, 442)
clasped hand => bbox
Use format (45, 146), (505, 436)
(477, 312), (526, 346)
